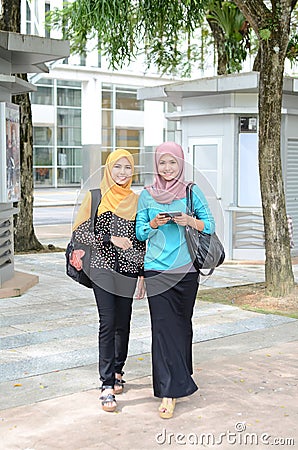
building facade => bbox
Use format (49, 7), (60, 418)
(139, 73), (298, 260)
(21, 0), (179, 188)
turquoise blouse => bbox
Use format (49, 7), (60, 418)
(136, 185), (215, 271)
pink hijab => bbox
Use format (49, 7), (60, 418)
(145, 142), (187, 204)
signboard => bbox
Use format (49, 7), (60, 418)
(0, 102), (21, 202)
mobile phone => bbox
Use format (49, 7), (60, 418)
(160, 211), (182, 218)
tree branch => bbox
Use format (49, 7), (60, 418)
(233, 0), (271, 33)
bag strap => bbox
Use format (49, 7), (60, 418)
(186, 182), (195, 215)
(89, 188), (102, 234)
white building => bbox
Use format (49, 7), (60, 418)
(21, 0), (180, 188)
(139, 72), (298, 259)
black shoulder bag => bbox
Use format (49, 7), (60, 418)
(185, 183), (225, 276)
(65, 188), (102, 288)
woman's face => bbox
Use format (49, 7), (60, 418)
(157, 153), (179, 181)
(111, 157), (133, 185)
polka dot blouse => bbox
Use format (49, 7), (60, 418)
(73, 211), (145, 275)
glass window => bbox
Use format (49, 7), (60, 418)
(167, 120), (176, 132)
(33, 147), (53, 166)
(57, 80), (81, 88)
(57, 167), (82, 186)
(57, 127), (81, 146)
(57, 88), (81, 107)
(26, 0), (31, 34)
(32, 78), (83, 188)
(45, 3), (50, 38)
(102, 128), (113, 147)
(166, 130), (176, 142)
(116, 128), (141, 148)
(102, 90), (113, 109)
(116, 88), (144, 111)
(102, 110), (112, 127)
(34, 168), (53, 186)
(57, 108), (81, 127)
(31, 86), (53, 105)
(238, 133), (261, 207)
(57, 148), (82, 166)
(101, 149), (112, 166)
(33, 126), (54, 145)
(80, 53), (86, 66)
(36, 78), (53, 86)
(167, 102), (177, 113)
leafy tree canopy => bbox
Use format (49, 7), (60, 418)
(47, 0), (237, 76)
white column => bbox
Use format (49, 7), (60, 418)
(81, 77), (102, 189)
(82, 77), (101, 146)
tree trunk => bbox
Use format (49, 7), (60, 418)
(252, 46), (261, 71)
(12, 80), (44, 251)
(0, 0), (43, 252)
(258, 27), (295, 296)
(207, 17), (227, 75)
(0, 0), (19, 29)
(234, 0), (296, 297)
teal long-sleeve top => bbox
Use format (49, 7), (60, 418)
(136, 185), (215, 272)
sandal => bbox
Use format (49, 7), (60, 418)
(159, 398), (176, 419)
(100, 388), (117, 412)
(114, 377), (126, 395)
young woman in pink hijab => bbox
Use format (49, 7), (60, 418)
(136, 142), (215, 419)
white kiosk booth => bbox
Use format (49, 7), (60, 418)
(138, 72), (298, 261)
(0, 31), (69, 295)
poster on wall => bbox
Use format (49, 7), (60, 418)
(0, 102), (20, 203)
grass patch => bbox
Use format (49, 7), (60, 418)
(197, 282), (298, 318)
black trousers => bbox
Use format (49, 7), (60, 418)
(91, 269), (137, 388)
(145, 270), (199, 398)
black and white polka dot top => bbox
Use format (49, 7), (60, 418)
(73, 211), (145, 275)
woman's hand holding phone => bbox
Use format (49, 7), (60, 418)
(150, 213), (171, 229)
(150, 211), (188, 228)
(172, 212), (191, 227)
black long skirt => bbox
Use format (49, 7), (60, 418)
(145, 270), (199, 398)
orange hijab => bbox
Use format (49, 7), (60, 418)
(73, 149), (138, 230)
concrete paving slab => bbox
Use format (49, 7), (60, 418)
(0, 250), (297, 450)
(0, 271), (39, 299)
(1, 338), (297, 450)
(33, 188), (80, 207)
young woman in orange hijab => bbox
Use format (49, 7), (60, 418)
(71, 149), (145, 412)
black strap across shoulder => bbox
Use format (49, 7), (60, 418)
(186, 182), (196, 215)
(89, 188), (102, 234)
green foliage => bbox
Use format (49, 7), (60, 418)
(207, 0), (249, 73)
(287, 34), (298, 64)
(47, 0), (253, 75)
(139, 0), (205, 75)
(47, 0), (206, 75)
(47, 0), (138, 66)
(287, 4), (298, 65)
(46, 0), (298, 76)
(259, 28), (271, 41)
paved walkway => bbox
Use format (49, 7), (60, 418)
(0, 189), (297, 449)
(0, 251), (297, 449)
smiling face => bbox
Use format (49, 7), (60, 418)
(157, 153), (180, 181)
(111, 157), (133, 185)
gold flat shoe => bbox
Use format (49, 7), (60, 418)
(159, 398), (176, 419)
